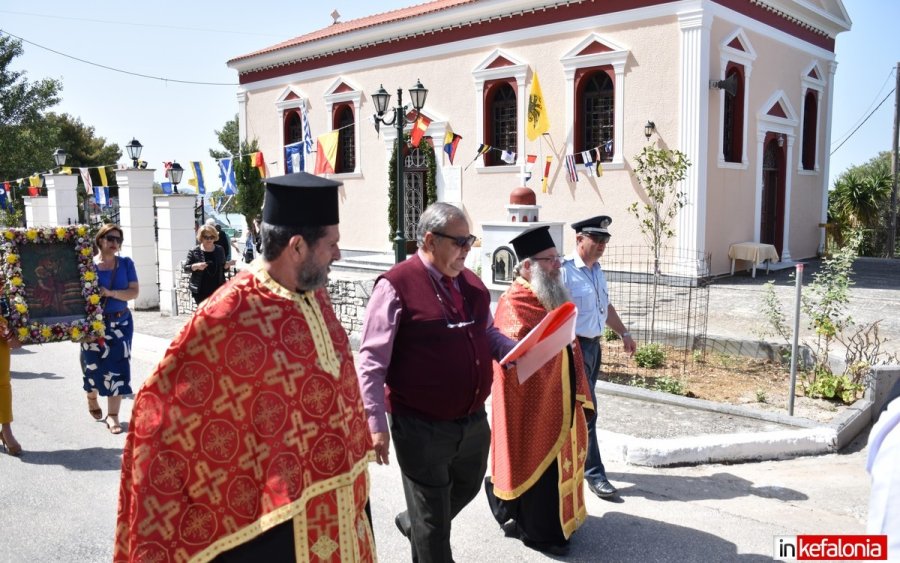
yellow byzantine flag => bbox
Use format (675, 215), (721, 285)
(526, 72), (549, 141)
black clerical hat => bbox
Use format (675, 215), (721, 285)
(262, 172), (342, 227)
(509, 225), (555, 260)
(571, 215), (612, 236)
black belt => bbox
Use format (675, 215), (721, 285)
(103, 309), (129, 320)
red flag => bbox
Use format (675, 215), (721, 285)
(162, 161), (173, 179)
(410, 115), (432, 148)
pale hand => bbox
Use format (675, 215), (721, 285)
(371, 431), (390, 465)
(194, 262), (209, 271)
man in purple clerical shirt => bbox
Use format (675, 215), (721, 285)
(357, 202), (513, 563)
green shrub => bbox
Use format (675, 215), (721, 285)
(755, 389), (767, 403)
(803, 369), (863, 404)
(635, 343), (665, 369)
(653, 376), (685, 396)
(603, 328), (620, 341)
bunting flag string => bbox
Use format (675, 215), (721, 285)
(218, 158), (237, 195)
(302, 106), (314, 156)
(463, 143), (518, 171)
(284, 143), (304, 174)
(463, 144), (492, 171)
(410, 115), (432, 148)
(524, 154), (537, 183)
(565, 155), (578, 183)
(187, 162), (206, 194)
(314, 131), (339, 175)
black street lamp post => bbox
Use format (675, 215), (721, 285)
(372, 79), (428, 263)
(170, 161), (185, 194)
(125, 138), (143, 168)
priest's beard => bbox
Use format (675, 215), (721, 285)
(296, 255), (329, 292)
(530, 264), (571, 310)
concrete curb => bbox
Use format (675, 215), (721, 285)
(596, 381), (872, 467)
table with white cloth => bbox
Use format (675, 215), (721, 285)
(728, 242), (779, 278)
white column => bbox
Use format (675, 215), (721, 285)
(155, 195), (197, 316)
(117, 169), (158, 310)
(45, 173), (80, 226)
(237, 90), (248, 146)
(23, 196), (50, 227)
(753, 130), (766, 242)
(676, 9), (711, 274)
(780, 134), (795, 262)
(611, 61), (625, 166)
(819, 61), (838, 254)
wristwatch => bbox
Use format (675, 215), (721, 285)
(622, 332), (631, 338)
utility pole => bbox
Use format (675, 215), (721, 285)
(890, 61), (899, 258)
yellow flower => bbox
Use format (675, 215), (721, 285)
(55, 227), (67, 239)
(3, 231), (13, 240)
(41, 326), (52, 338)
(17, 327), (28, 339)
(10, 277), (22, 286)
(77, 226), (87, 236)
(83, 271), (96, 281)
(14, 303), (26, 314)
(89, 294), (100, 305)
(70, 327), (82, 340)
(26, 229), (37, 241)
(91, 320), (105, 332)
(81, 247), (92, 256)
(5, 254), (17, 264)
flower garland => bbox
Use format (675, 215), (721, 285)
(1, 225), (105, 344)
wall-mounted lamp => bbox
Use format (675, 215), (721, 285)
(709, 74), (738, 97)
(125, 138), (143, 169)
(644, 121), (656, 141)
(777, 133), (785, 148)
(52, 148), (67, 168)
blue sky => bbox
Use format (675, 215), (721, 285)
(0, 0), (895, 189)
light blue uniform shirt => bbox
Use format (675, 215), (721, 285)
(560, 252), (609, 338)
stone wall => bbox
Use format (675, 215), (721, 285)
(326, 272), (377, 349)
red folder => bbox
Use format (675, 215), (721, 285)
(500, 302), (577, 383)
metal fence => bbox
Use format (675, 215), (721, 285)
(599, 246), (711, 382)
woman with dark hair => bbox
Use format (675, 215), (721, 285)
(184, 224), (234, 305)
(81, 224), (139, 435)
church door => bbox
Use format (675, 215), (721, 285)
(403, 148), (427, 254)
(760, 137), (785, 256)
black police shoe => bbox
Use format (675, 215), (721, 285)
(588, 478), (618, 498)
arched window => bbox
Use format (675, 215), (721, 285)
(484, 81), (517, 166)
(722, 63), (745, 164)
(576, 69), (614, 161)
(333, 104), (355, 173)
(283, 111), (302, 173)
(801, 90), (817, 171)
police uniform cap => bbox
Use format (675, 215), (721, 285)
(571, 215), (612, 237)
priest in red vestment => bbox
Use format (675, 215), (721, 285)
(114, 172), (376, 562)
(485, 225), (592, 556)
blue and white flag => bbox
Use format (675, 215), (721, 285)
(188, 161), (206, 194)
(302, 107), (314, 155)
(94, 186), (110, 207)
(285, 143), (304, 174)
(218, 158), (237, 195)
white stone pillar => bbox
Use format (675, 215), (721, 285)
(819, 61), (838, 254)
(45, 173), (80, 226)
(23, 196), (50, 227)
(780, 134), (795, 262)
(676, 9), (711, 274)
(117, 169), (158, 310)
(155, 195), (196, 316)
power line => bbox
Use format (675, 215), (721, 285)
(830, 88), (895, 156)
(831, 66), (896, 146)
(0, 29), (238, 86)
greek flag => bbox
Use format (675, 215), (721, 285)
(302, 107), (314, 155)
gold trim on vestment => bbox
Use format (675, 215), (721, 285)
(250, 261), (341, 379)
(190, 454), (375, 562)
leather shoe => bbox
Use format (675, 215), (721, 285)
(394, 513), (410, 538)
(587, 478), (618, 498)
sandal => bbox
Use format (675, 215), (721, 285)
(0, 428), (21, 457)
(105, 414), (123, 435)
(87, 393), (103, 420)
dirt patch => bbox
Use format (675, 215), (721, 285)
(601, 343), (850, 424)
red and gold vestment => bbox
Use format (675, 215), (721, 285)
(114, 264), (375, 562)
(490, 278), (592, 538)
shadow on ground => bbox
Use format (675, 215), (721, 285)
(608, 472), (808, 503)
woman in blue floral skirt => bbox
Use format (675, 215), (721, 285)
(81, 224), (139, 434)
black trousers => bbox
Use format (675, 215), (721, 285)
(391, 410), (491, 563)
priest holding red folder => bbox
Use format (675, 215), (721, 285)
(484, 225), (593, 556)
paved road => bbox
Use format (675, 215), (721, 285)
(0, 327), (871, 562)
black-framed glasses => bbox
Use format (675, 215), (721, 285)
(104, 235), (123, 244)
(432, 232), (477, 248)
(202, 235), (216, 241)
